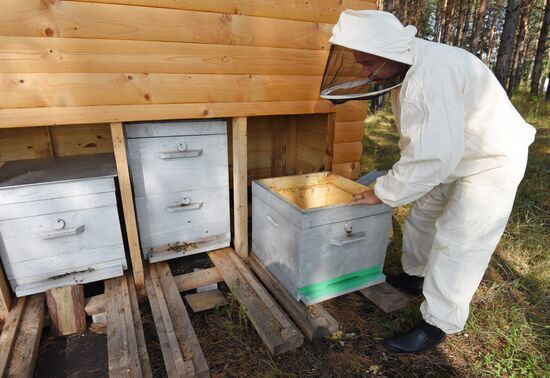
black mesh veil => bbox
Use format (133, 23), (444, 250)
(320, 45), (403, 105)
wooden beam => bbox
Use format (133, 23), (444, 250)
(0, 1), (333, 49)
(0, 297), (26, 376)
(232, 117), (248, 260)
(84, 267), (224, 317)
(248, 254), (338, 341)
(0, 263), (11, 321)
(0, 73), (322, 109)
(360, 282), (410, 313)
(0, 36), (328, 76)
(334, 121), (365, 144)
(126, 274), (153, 377)
(110, 122), (146, 295)
(332, 141), (363, 164)
(0, 101), (334, 129)
(209, 248), (303, 355)
(6, 294), (45, 378)
(45, 285), (87, 336)
(50, 124), (113, 157)
(331, 161), (361, 180)
(172, 267), (223, 293)
(148, 263), (209, 378)
(67, 0), (377, 23)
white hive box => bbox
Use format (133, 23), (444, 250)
(0, 154), (127, 296)
(125, 120), (230, 262)
(252, 172), (392, 305)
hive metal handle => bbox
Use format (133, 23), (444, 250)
(41, 225), (85, 240)
(329, 232), (365, 247)
(158, 149), (203, 159)
(166, 201), (203, 212)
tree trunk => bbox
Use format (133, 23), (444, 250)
(460, 0), (473, 48)
(435, 0), (443, 42)
(494, 0), (522, 88)
(454, 0), (466, 46)
(471, 0), (487, 55)
(530, 0), (550, 96)
(384, 0), (394, 13)
(546, 73), (550, 100)
(508, 0), (532, 95)
(484, 6), (500, 66)
(442, 0), (455, 44)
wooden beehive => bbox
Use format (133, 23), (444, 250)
(252, 172), (392, 305)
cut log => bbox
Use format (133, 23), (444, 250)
(248, 254), (338, 341)
(209, 248), (303, 355)
(45, 285), (87, 336)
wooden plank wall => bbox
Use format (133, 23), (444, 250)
(0, 0), (374, 178)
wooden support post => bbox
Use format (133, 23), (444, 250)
(0, 263), (11, 321)
(0, 297), (26, 376)
(232, 117), (248, 260)
(325, 112), (336, 171)
(209, 248), (303, 355)
(110, 122), (146, 297)
(248, 254), (338, 341)
(45, 285), (87, 336)
(6, 294), (45, 378)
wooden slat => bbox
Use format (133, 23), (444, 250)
(0, 0), (333, 49)
(152, 263), (210, 378)
(332, 141), (363, 164)
(0, 73), (322, 109)
(0, 101), (334, 128)
(120, 275), (146, 377)
(45, 285), (87, 336)
(360, 282), (410, 313)
(84, 294), (104, 316)
(0, 36), (328, 76)
(6, 294), (45, 378)
(248, 254), (338, 341)
(335, 101), (369, 122)
(0, 264), (11, 321)
(0, 297), (26, 376)
(110, 123), (145, 295)
(104, 278), (132, 377)
(334, 121), (365, 143)
(209, 248), (303, 355)
(295, 114), (328, 174)
(68, 0), (377, 24)
(50, 124), (113, 157)
(185, 290), (228, 313)
(126, 274), (153, 378)
(331, 161), (361, 180)
(232, 117), (248, 260)
(172, 267), (223, 293)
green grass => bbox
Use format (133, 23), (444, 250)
(362, 93), (550, 377)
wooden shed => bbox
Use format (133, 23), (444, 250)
(0, 1), (404, 376)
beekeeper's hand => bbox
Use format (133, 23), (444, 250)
(349, 190), (383, 205)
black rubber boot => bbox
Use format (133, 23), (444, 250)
(384, 320), (446, 354)
(386, 272), (424, 295)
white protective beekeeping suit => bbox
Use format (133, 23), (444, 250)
(330, 10), (536, 333)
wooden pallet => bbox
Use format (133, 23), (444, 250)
(0, 294), (45, 378)
(209, 248), (304, 355)
(146, 262), (209, 378)
(248, 253), (339, 341)
(104, 274), (152, 377)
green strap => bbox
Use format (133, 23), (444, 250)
(298, 265), (384, 302)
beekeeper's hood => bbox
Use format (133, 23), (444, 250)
(330, 10), (417, 65)
(320, 10), (417, 104)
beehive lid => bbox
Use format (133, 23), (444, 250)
(256, 172), (369, 210)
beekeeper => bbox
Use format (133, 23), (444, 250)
(324, 10), (536, 353)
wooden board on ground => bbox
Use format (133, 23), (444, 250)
(0, 297), (26, 376)
(104, 274), (152, 377)
(5, 294), (45, 378)
(209, 248), (304, 355)
(360, 282), (410, 313)
(185, 289), (228, 312)
(248, 253), (339, 341)
(173, 267), (223, 293)
(45, 285), (87, 336)
(146, 262), (209, 378)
